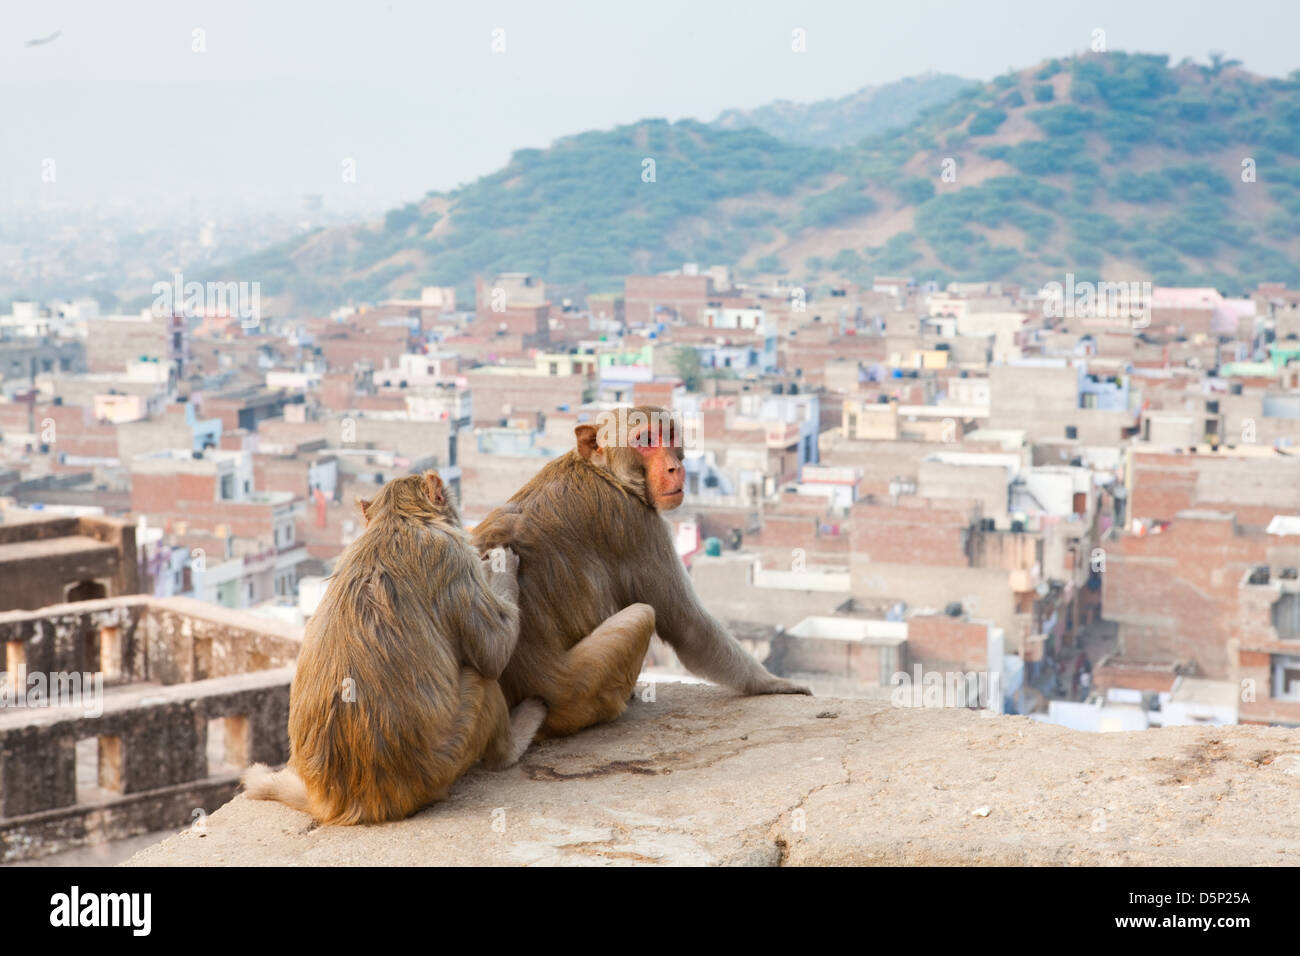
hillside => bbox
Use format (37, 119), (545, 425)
(225, 52), (1300, 313)
(711, 72), (975, 147)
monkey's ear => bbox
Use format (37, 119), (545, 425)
(357, 497), (372, 523)
(423, 470), (446, 508)
(574, 424), (600, 460)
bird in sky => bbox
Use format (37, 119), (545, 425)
(25, 30), (62, 47)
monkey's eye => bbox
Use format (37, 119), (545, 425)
(631, 423), (674, 448)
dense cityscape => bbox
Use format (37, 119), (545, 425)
(6, 267), (1298, 731)
(2, 2), (1298, 888)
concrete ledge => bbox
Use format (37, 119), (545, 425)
(123, 684), (1300, 866)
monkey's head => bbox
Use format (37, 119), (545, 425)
(575, 404), (685, 511)
(358, 470), (461, 527)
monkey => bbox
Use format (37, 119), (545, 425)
(242, 470), (547, 825)
(472, 404), (810, 740)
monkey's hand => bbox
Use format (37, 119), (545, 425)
(482, 546), (520, 603)
(477, 508), (524, 555)
(749, 676), (813, 696)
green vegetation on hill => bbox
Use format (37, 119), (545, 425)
(711, 73), (976, 148)
(225, 52), (1300, 311)
(423, 123), (837, 289)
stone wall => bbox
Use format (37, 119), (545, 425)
(0, 596), (299, 861)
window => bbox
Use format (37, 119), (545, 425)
(6, 642), (25, 695)
(1272, 654), (1300, 701)
(1271, 594), (1300, 640)
(220, 474), (235, 499)
(99, 626), (122, 681)
(76, 735), (123, 801)
(207, 716), (249, 773)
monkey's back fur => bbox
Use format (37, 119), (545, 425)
(249, 477), (517, 825)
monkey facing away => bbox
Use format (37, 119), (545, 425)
(243, 470), (546, 825)
(472, 404), (810, 739)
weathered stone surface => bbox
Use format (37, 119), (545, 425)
(124, 684), (1300, 866)
(0, 667), (292, 859)
(0, 515), (138, 611)
(2, 778), (240, 864)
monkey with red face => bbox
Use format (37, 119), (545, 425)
(472, 404), (810, 739)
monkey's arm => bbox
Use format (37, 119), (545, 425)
(455, 546), (521, 680)
(471, 506), (523, 556)
(635, 533), (811, 696)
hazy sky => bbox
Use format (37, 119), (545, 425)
(4, 0), (1297, 217)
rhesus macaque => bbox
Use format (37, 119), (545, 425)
(243, 471), (546, 825)
(472, 405), (810, 739)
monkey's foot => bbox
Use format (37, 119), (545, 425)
(751, 677), (813, 696)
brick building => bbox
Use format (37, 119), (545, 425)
(130, 449), (306, 607)
(623, 274), (713, 326)
(1104, 510), (1300, 680)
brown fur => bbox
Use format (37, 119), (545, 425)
(473, 405), (809, 739)
(243, 471), (545, 825)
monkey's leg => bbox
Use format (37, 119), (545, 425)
(541, 603), (656, 738)
(417, 668), (505, 805)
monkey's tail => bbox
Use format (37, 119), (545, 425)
(241, 763), (311, 814)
